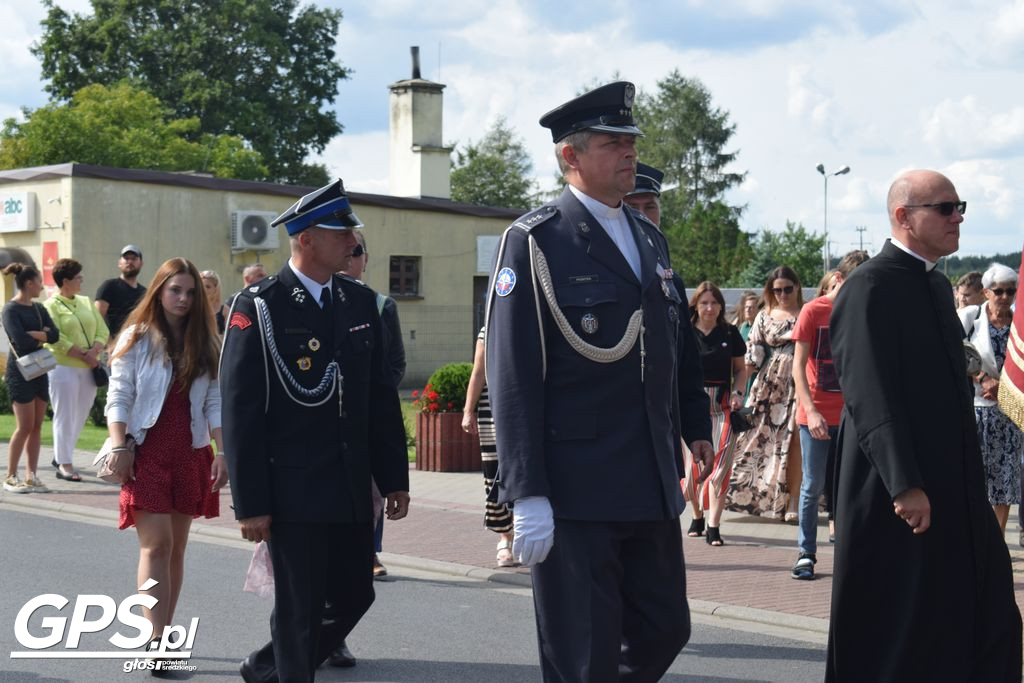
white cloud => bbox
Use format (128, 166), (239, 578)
(985, 1), (1024, 59)
(0, 4), (40, 89)
(313, 130), (390, 195)
(739, 175), (761, 194)
(923, 97), (1024, 157)
(786, 66), (835, 134)
(833, 177), (873, 212)
(944, 159), (1016, 221)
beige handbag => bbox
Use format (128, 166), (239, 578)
(93, 436), (136, 484)
(3, 305), (57, 380)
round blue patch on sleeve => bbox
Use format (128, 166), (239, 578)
(495, 267), (517, 297)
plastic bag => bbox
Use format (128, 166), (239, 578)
(243, 541), (275, 599)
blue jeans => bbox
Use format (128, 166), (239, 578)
(798, 424), (838, 556)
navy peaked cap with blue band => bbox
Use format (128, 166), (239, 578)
(627, 163), (664, 197)
(539, 81), (644, 143)
(271, 179), (363, 236)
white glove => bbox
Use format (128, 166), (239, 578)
(512, 496), (555, 567)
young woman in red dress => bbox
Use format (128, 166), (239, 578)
(105, 258), (227, 655)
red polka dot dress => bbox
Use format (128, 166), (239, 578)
(119, 379), (219, 529)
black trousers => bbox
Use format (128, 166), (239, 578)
(246, 520), (374, 683)
(531, 518), (690, 683)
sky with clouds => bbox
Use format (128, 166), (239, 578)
(4, 0), (1024, 257)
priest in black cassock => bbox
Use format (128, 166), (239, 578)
(827, 169), (1021, 681)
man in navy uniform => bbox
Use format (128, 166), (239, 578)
(220, 179), (410, 683)
(485, 82), (713, 682)
(623, 162), (664, 226)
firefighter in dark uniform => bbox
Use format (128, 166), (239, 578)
(221, 179), (409, 683)
(485, 82), (714, 682)
(623, 162), (665, 226)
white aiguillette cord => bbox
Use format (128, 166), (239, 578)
(528, 235), (645, 379)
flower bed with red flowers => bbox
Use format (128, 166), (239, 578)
(411, 362), (472, 413)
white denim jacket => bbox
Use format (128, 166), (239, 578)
(105, 325), (221, 447)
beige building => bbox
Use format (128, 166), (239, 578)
(0, 164), (517, 386)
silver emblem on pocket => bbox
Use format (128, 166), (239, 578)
(581, 313), (599, 335)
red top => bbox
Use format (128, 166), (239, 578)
(792, 296), (844, 426)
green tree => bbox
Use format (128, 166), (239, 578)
(32, 0), (348, 184)
(663, 200), (752, 287)
(940, 250), (1023, 284)
(0, 83), (267, 179)
(734, 221), (826, 289)
(450, 117), (535, 208)
(635, 70), (746, 208)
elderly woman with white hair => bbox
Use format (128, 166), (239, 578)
(959, 262), (1022, 535)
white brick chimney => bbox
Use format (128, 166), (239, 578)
(388, 46), (452, 199)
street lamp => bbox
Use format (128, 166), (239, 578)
(816, 163), (850, 274)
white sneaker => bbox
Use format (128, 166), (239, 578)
(3, 475), (30, 493)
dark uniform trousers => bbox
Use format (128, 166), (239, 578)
(245, 521), (374, 683)
(533, 519), (690, 683)
(486, 188), (710, 683)
(222, 266), (408, 683)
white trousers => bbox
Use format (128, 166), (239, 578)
(49, 365), (97, 465)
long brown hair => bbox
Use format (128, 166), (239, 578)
(114, 258), (220, 383)
(731, 290), (759, 324)
(762, 266), (804, 310)
(689, 281), (727, 326)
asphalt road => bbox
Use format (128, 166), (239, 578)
(0, 506), (826, 682)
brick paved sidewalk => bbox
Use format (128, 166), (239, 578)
(5, 446), (1024, 630)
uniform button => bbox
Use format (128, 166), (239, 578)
(269, 457), (275, 464)
(585, 298), (592, 304)
(341, 442), (348, 451)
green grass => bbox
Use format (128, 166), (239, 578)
(0, 413), (109, 452)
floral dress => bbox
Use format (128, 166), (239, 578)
(975, 324), (1023, 505)
(725, 309), (798, 518)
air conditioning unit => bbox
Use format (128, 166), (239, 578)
(231, 211), (280, 252)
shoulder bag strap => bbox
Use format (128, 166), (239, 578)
(57, 297), (94, 346)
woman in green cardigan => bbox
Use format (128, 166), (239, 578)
(43, 258), (109, 481)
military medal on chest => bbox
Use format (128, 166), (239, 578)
(308, 337), (321, 352)
(581, 313), (599, 335)
(656, 263), (675, 300)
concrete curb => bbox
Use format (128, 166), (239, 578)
(690, 600), (829, 634)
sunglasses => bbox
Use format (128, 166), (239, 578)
(772, 285), (795, 295)
(991, 288), (1017, 297)
(903, 201), (966, 216)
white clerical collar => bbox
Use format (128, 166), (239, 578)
(569, 184), (623, 220)
(889, 238), (937, 272)
(288, 258), (331, 302)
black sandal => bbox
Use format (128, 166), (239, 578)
(687, 518), (705, 537)
(706, 526), (724, 546)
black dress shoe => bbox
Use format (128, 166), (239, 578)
(239, 656), (266, 683)
(328, 640), (357, 668)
